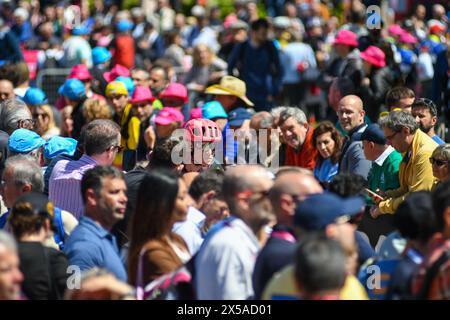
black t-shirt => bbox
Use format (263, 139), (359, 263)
(18, 242), (69, 300)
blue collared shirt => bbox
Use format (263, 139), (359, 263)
(64, 216), (127, 282)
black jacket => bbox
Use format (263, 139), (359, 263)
(18, 242), (69, 300)
(359, 66), (394, 121)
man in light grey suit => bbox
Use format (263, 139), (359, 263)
(337, 95), (372, 179)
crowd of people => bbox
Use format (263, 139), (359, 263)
(0, 0), (450, 301)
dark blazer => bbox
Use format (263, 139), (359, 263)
(18, 242), (69, 300)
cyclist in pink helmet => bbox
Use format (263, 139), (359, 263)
(182, 118), (222, 173)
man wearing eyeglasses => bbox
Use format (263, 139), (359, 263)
(195, 165), (274, 300)
(411, 98), (445, 145)
(373, 111), (438, 218)
(49, 120), (121, 220)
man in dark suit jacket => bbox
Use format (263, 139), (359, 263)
(337, 95), (372, 180)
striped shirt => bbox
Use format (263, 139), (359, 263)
(49, 154), (98, 220)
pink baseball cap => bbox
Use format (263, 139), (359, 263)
(333, 29), (358, 47)
(189, 107), (202, 120)
(360, 46), (386, 68)
(399, 32), (417, 44)
(154, 107), (184, 125)
(224, 14), (238, 29)
(68, 64), (93, 81)
(130, 86), (155, 104)
(388, 24), (404, 36)
(103, 64), (131, 82)
(159, 83), (188, 103)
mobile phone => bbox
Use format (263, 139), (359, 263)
(365, 188), (385, 201)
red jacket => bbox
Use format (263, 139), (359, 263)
(284, 126), (317, 170)
(113, 35), (135, 69)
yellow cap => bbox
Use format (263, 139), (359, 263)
(105, 81), (128, 97)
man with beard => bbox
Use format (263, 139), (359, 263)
(64, 166), (128, 282)
(149, 65), (170, 110)
(411, 98), (445, 145)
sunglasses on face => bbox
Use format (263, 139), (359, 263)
(18, 118), (36, 129)
(430, 157), (449, 166)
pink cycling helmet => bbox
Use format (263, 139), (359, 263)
(184, 118), (222, 143)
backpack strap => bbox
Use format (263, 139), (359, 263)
(417, 249), (450, 299)
(53, 207), (66, 251)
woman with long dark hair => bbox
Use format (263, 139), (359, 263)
(127, 169), (191, 286)
(312, 121), (343, 187)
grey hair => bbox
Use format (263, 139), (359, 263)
(4, 155), (44, 192)
(378, 111), (418, 134)
(270, 106), (289, 118)
(252, 112), (274, 129)
(432, 144), (450, 161)
(279, 107), (307, 126)
(0, 230), (17, 252)
(0, 99), (32, 135)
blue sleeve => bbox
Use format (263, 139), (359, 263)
(154, 36), (165, 60)
(227, 42), (242, 75)
(6, 32), (24, 62)
(65, 241), (102, 272)
(355, 231), (376, 265)
(270, 42), (283, 97)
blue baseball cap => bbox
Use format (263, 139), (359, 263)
(115, 76), (135, 96)
(44, 136), (77, 160)
(228, 107), (252, 127)
(8, 129), (45, 154)
(92, 47), (112, 65)
(58, 79), (86, 101)
(294, 192), (365, 231)
(116, 19), (134, 33)
(22, 88), (47, 106)
(72, 25), (90, 36)
(361, 124), (386, 145)
(202, 101), (227, 120)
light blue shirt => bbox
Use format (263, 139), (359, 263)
(173, 207), (205, 255)
(280, 42), (317, 84)
(195, 216), (260, 300)
(313, 158), (339, 183)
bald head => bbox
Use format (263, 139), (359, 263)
(223, 165), (274, 218)
(250, 112), (273, 130)
(337, 95), (365, 133)
(0, 80), (14, 102)
(270, 172), (323, 226)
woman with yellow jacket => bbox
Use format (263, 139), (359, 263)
(105, 81), (140, 170)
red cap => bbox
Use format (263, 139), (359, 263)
(159, 83), (188, 104)
(103, 64), (131, 82)
(429, 23), (446, 34)
(360, 46), (386, 68)
(130, 86), (155, 104)
(154, 107), (184, 125)
(333, 29), (358, 47)
(68, 64), (93, 81)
